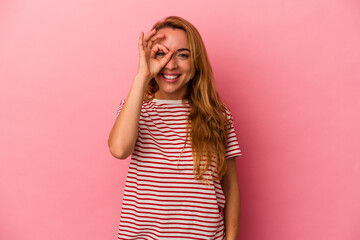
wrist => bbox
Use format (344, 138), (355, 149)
(135, 74), (152, 83)
(132, 75), (149, 92)
(225, 236), (237, 240)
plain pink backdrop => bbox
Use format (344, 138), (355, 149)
(1, 0), (359, 239)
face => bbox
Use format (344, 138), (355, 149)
(153, 28), (192, 100)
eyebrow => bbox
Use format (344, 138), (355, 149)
(177, 48), (190, 52)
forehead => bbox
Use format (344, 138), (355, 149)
(155, 28), (189, 50)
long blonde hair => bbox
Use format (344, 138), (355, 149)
(145, 16), (230, 184)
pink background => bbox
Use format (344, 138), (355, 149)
(1, 0), (360, 239)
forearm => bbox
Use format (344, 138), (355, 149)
(223, 188), (241, 240)
(108, 75), (148, 159)
(221, 158), (241, 240)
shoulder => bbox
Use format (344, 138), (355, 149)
(219, 102), (234, 123)
(118, 98), (155, 107)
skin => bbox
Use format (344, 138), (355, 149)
(221, 157), (241, 240)
(108, 28), (174, 159)
(108, 28), (241, 238)
(152, 28), (192, 100)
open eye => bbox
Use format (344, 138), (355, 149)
(178, 53), (189, 59)
(156, 51), (166, 57)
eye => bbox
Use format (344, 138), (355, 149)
(156, 51), (166, 57)
(178, 53), (189, 59)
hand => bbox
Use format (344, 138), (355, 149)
(136, 29), (173, 83)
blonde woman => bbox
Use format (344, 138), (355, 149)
(108, 16), (242, 240)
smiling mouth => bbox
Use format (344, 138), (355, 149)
(161, 73), (181, 82)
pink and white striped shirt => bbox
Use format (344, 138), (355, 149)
(115, 98), (242, 240)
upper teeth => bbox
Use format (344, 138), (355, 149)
(163, 74), (179, 79)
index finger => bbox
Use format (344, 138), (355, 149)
(150, 43), (170, 58)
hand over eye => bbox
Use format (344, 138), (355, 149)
(136, 29), (173, 81)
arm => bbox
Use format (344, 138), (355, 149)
(220, 157), (241, 240)
(107, 29), (173, 159)
(107, 75), (147, 159)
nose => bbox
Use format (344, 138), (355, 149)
(164, 54), (177, 69)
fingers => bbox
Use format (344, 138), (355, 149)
(138, 30), (164, 57)
(138, 32), (144, 47)
(150, 43), (170, 59)
(147, 33), (165, 49)
(138, 31), (144, 47)
(143, 29), (167, 49)
(138, 32), (145, 58)
(159, 50), (174, 67)
(143, 29), (156, 42)
(143, 29), (157, 48)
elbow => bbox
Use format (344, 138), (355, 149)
(109, 145), (131, 160)
(108, 135), (133, 159)
(108, 142), (131, 160)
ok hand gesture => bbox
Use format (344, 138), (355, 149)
(136, 29), (173, 83)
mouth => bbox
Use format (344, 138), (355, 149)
(160, 73), (181, 83)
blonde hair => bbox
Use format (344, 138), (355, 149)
(145, 16), (230, 184)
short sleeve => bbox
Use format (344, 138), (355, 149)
(115, 98), (126, 118)
(224, 108), (242, 159)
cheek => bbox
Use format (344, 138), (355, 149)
(182, 61), (192, 74)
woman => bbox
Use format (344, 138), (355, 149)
(108, 16), (242, 240)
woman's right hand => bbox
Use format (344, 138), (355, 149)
(136, 29), (173, 83)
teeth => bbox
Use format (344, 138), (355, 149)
(163, 74), (180, 80)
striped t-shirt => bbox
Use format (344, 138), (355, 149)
(115, 98), (242, 240)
